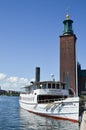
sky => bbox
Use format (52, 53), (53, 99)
(0, 0), (86, 91)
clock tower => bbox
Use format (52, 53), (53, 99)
(60, 14), (77, 94)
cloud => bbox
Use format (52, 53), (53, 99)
(2, 82), (10, 88)
(7, 77), (30, 84)
(19, 77), (29, 84)
(7, 77), (19, 83)
(30, 78), (35, 82)
(0, 73), (30, 91)
(0, 73), (7, 80)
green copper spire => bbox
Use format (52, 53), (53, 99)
(63, 13), (74, 35)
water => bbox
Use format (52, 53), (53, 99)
(0, 96), (79, 130)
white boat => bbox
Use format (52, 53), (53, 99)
(19, 80), (79, 122)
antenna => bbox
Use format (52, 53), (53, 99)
(66, 6), (70, 15)
(66, 6), (70, 20)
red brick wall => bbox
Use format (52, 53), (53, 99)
(60, 34), (77, 93)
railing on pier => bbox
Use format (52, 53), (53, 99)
(79, 99), (86, 117)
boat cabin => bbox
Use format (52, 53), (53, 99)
(21, 81), (69, 103)
(21, 81), (66, 93)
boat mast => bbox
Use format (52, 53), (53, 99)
(75, 39), (78, 97)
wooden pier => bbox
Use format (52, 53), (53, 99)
(80, 111), (86, 130)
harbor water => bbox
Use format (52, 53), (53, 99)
(0, 96), (79, 130)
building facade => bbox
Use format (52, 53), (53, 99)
(78, 63), (86, 96)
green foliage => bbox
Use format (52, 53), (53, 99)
(0, 90), (20, 96)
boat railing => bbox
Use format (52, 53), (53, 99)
(38, 98), (64, 103)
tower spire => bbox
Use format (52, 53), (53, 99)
(66, 7), (70, 20)
(63, 9), (73, 35)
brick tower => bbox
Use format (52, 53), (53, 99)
(60, 14), (77, 94)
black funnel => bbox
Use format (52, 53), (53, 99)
(35, 67), (40, 82)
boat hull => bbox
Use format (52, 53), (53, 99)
(19, 97), (79, 123)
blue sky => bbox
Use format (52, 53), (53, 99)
(0, 0), (86, 91)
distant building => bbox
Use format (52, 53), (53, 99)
(0, 89), (6, 95)
(78, 63), (86, 96)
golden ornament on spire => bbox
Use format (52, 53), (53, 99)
(66, 14), (70, 20)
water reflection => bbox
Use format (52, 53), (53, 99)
(19, 108), (79, 130)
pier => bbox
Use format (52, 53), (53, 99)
(80, 111), (86, 130)
(80, 99), (86, 130)
(79, 99), (86, 117)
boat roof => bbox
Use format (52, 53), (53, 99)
(22, 81), (66, 88)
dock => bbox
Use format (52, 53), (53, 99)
(80, 111), (86, 130)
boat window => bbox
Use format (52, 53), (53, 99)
(42, 83), (46, 89)
(48, 83), (51, 88)
(25, 87), (30, 92)
(63, 84), (65, 89)
(56, 84), (59, 89)
(33, 85), (37, 90)
(37, 84), (41, 89)
(52, 83), (55, 89)
(29, 86), (33, 92)
(61, 84), (64, 89)
(37, 95), (65, 103)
